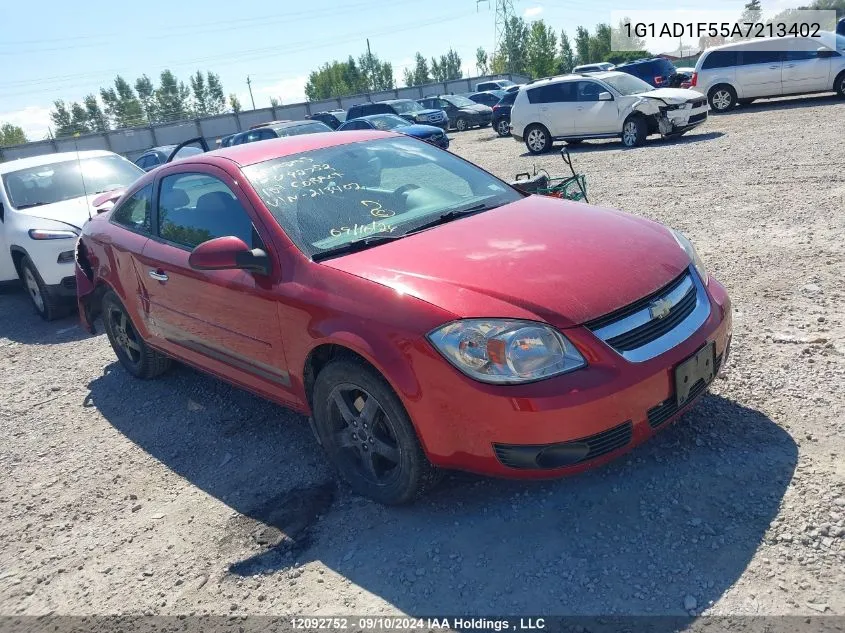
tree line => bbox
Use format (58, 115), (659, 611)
(48, 69), (243, 138)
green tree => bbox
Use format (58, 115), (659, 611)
(501, 17), (530, 74)
(229, 94), (242, 113)
(410, 52), (432, 86)
(526, 19), (558, 78)
(740, 0), (763, 23)
(101, 75), (145, 128)
(574, 26), (591, 64)
(135, 74), (158, 123)
(207, 72), (226, 115)
(611, 17), (646, 53)
(70, 102), (91, 135)
(50, 101), (74, 137)
(359, 48), (394, 91)
(0, 123), (28, 147)
(476, 47), (489, 75)
(589, 24), (612, 62)
(558, 30), (576, 73)
(270, 97), (280, 107)
(83, 94), (109, 132)
(156, 70), (191, 122)
(190, 71), (209, 116)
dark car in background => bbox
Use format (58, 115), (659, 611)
(307, 110), (347, 129)
(491, 90), (517, 137)
(218, 134), (237, 148)
(346, 100), (448, 129)
(134, 145), (204, 171)
(417, 95), (493, 131)
(614, 57), (678, 87)
(337, 114), (449, 149)
(230, 120), (332, 145)
(467, 90), (507, 107)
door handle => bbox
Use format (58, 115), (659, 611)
(769, 65), (780, 69)
(148, 270), (169, 282)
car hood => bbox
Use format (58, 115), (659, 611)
(13, 193), (105, 231)
(400, 124), (444, 136)
(321, 196), (691, 328)
(412, 109), (443, 117)
(639, 87), (704, 104)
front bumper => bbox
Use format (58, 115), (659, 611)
(402, 277), (732, 478)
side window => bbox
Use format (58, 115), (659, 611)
(148, 154), (161, 166)
(111, 185), (153, 233)
(575, 81), (604, 101)
(157, 173), (258, 250)
(739, 49), (781, 65)
(527, 82), (575, 104)
(701, 50), (738, 69)
(784, 40), (822, 61)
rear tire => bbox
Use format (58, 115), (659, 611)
(495, 119), (511, 137)
(621, 116), (647, 147)
(524, 124), (552, 154)
(455, 117), (469, 132)
(19, 256), (64, 321)
(708, 85), (737, 112)
(312, 358), (440, 505)
(102, 290), (171, 379)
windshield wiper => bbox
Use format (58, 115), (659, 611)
(15, 202), (50, 209)
(406, 202), (501, 234)
(312, 234), (405, 261)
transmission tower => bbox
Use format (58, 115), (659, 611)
(477, 0), (517, 73)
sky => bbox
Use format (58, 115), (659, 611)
(0, 0), (805, 140)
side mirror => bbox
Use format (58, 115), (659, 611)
(598, 91), (613, 101)
(188, 236), (271, 275)
(817, 47), (835, 58)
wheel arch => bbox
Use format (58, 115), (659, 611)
(9, 245), (30, 279)
(834, 69), (845, 94)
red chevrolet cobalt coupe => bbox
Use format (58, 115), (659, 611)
(76, 131), (731, 504)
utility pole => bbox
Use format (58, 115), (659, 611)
(246, 76), (256, 110)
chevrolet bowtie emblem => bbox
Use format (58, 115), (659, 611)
(649, 297), (673, 320)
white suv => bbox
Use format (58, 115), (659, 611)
(510, 71), (709, 153)
(0, 151), (144, 320)
(690, 35), (845, 112)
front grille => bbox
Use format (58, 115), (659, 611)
(606, 283), (697, 352)
(585, 270), (688, 331)
(647, 352), (722, 429)
(688, 112), (707, 124)
(493, 420), (633, 470)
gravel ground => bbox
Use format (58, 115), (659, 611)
(1, 94), (844, 619)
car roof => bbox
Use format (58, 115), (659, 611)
(0, 149), (118, 174)
(194, 130), (400, 167)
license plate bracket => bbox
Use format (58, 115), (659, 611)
(674, 342), (715, 407)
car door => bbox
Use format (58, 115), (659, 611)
(782, 38), (832, 94)
(138, 165), (291, 393)
(736, 42), (783, 97)
(574, 80), (620, 134)
(528, 81), (578, 137)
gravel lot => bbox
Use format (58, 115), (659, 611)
(1, 94), (844, 619)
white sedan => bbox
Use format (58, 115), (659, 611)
(510, 71), (709, 153)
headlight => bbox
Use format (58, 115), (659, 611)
(671, 229), (707, 282)
(29, 229), (78, 240)
(427, 319), (586, 384)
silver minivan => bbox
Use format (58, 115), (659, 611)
(690, 35), (845, 112)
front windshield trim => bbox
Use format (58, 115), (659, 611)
(388, 100), (422, 114)
(601, 74), (653, 96)
(446, 95), (476, 107)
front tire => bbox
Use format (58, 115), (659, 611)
(621, 116), (647, 147)
(455, 117), (469, 132)
(708, 85), (737, 112)
(312, 358), (439, 505)
(524, 124), (552, 154)
(495, 119), (511, 137)
(19, 256), (63, 321)
(102, 290), (171, 379)
(834, 71), (845, 98)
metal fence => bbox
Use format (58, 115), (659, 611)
(0, 74), (529, 163)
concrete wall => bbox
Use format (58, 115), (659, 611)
(0, 73), (529, 163)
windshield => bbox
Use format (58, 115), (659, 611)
(389, 100), (423, 114)
(275, 122), (332, 137)
(445, 95), (477, 107)
(243, 137), (521, 258)
(366, 115), (410, 131)
(2, 155), (143, 210)
(601, 73), (653, 96)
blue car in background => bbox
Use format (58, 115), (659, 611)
(337, 114), (449, 149)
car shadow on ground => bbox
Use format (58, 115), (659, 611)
(719, 93), (842, 115)
(86, 359), (797, 617)
(0, 285), (88, 345)
(517, 131), (725, 158)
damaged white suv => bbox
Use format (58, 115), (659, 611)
(510, 71), (709, 153)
